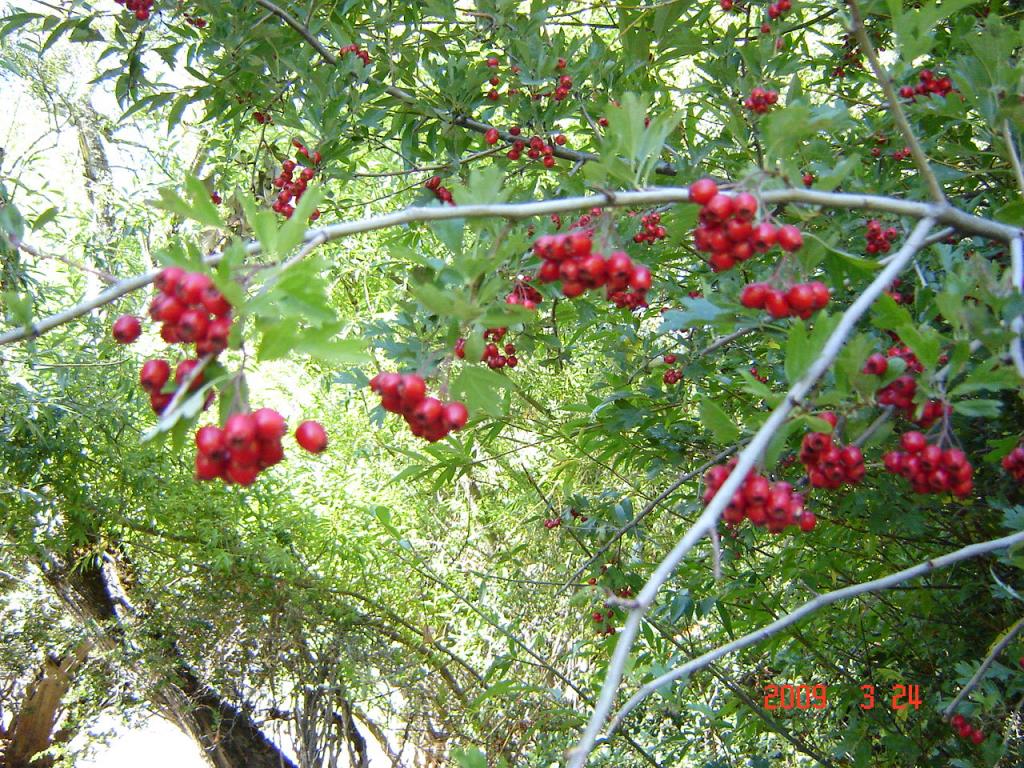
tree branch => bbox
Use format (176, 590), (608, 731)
(1010, 235), (1024, 379)
(943, 615), (1024, 718)
(2, 187), (1017, 349)
(1004, 120), (1024, 198)
(847, 0), (945, 203)
(565, 217), (937, 768)
(607, 530), (1024, 736)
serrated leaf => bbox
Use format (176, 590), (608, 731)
(450, 366), (509, 418)
(659, 298), (726, 331)
(952, 399), (1002, 418)
(699, 397), (740, 444)
(184, 175), (223, 228)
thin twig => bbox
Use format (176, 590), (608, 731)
(1010, 236), (1024, 379)
(608, 530), (1024, 735)
(1004, 120), (1024, 198)
(847, 0), (945, 203)
(565, 217), (936, 768)
(1, 188), (1017, 348)
(943, 615), (1024, 718)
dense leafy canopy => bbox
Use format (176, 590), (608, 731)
(1, 0), (1024, 767)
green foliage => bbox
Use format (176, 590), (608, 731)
(1, 0), (1024, 766)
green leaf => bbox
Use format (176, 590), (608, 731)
(952, 399), (1002, 418)
(32, 207), (58, 231)
(184, 175), (223, 228)
(428, 217), (464, 256)
(450, 366), (510, 418)
(698, 397), (740, 444)
(294, 334), (370, 365)
(478, 304), (535, 327)
(659, 298), (726, 331)
(240, 194), (278, 255)
(277, 188), (323, 255)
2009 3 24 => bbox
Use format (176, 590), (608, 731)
(763, 683), (922, 711)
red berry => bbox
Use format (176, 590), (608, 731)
(484, 128), (500, 145)
(140, 359), (171, 393)
(776, 224), (803, 252)
(177, 272), (213, 306)
(201, 287), (231, 316)
(785, 283), (815, 313)
(295, 420), (328, 452)
(969, 729), (984, 745)
(689, 178), (718, 206)
(740, 282), (769, 309)
(175, 359), (204, 391)
(155, 266), (186, 295)
(900, 431), (927, 454)
(112, 314), (142, 343)
(223, 413), (256, 450)
(764, 290), (791, 318)
(195, 425), (227, 457)
(195, 453), (226, 481)
(252, 408), (286, 441)
(443, 402), (469, 431)
(863, 353), (888, 375)
(704, 194), (735, 221)
(733, 192), (758, 220)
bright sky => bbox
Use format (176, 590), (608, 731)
(76, 716), (207, 768)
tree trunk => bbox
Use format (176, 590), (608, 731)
(3, 641), (91, 768)
(35, 549), (297, 768)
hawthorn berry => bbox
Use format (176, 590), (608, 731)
(295, 420), (328, 453)
(140, 359), (171, 393)
(112, 314), (142, 343)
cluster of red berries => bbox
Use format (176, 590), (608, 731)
(369, 373), (469, 442)
(506, 133), (563, 169)
(749, 365), (769, 383)
(194, 411), (327, 486)
(882, 431), (973, 497)
(865, 220), (899, 254)
(272, 141), (322, 220)
(121, 268), (232, 413)
(744, 87), (779, 114)
(338, 43), (371, 66)
(532, 232), (652, 309)
(890, 146), (912, 161)
(867, 346), (949, 428)
(591, 608), (617, 636)
(115, 0), (153, 21)
(885, 278), (911, 304)
(543, 517), (562, 529)
(766, 0), (792, 20)
(505, 276), (543, 310)
(739, 280), (830, 319)
(455, 327), (520, 369)
(423, 174), (455, 205)
(705, 460), (817, 533)
(950, 714), (985, 746)
(799, 417), (866, 489)
(1000, 441), (1024, 480)
(689, 178), (803, 272)
(832, 34), (862, 78)
(899, 69), (954, 101)
(184, 13), (206, 27)
(483, 56), (502, 101)
(662, 353), (682, 384)
(252, 111), (274, 125)
(633, 211), (667, 244)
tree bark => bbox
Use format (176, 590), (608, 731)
(35, 549), (297, 768)
(2, 641), (91, 768)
